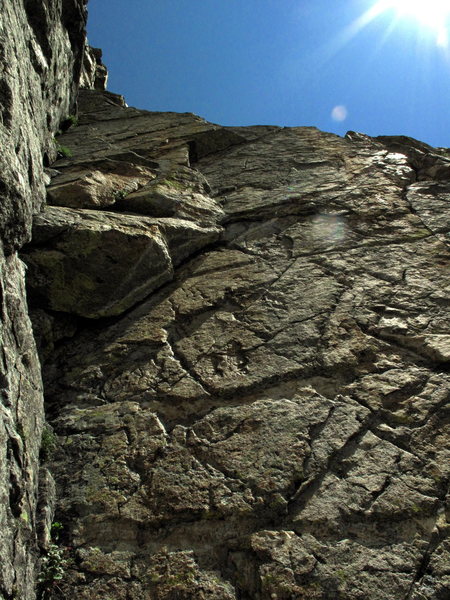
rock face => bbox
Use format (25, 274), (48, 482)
(21, 86), (450, 600)
(1, 2), (450, 600)
(80, 45), (108, 91)
(0, 2), (88, 599)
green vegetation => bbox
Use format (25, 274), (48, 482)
(20, 510), (29, 523)
(37, 543), (68, 600)
(113, 189), (129, 201)
(65, 114), (78, 128)
(161, 178), (184, 190)
(54, 141), (72, 158)
(37, 522), (69, 599)
(50, 521), (64, 540)
(59, 114), (78, 133)
(336, 569), (349, 583)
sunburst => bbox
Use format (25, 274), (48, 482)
(374, 0), (450, 26)
(366, 0), (450, 46)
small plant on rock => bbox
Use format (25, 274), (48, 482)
(113, 188), (129, 201)
(37, 522), (70, 599)
(54, 141), (72, 158)
(59, 114), (78, 132)
(66, 114), (78, 128)
(50, 521), (64, 541)
(37, 543), (67, 600)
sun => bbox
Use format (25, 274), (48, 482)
(324, 0), (450, 66)
(348, 0), (450, 48)
(373, 0), (450, 29)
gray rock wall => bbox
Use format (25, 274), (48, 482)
(23, 90), (450, 600)
(0, 1), (88, 598)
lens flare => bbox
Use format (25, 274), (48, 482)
(331, 105), (348, 122)
(311, 214), (346, 245)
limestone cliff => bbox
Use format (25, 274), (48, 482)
(1, 2), (450, 600)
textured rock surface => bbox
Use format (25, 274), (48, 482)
(0, 0), (87, 252)
(1, 3), (449, 599)
(0, 1), (89, 598)
(22, 88), (450, 599)
(23, 206), (221, 318)
(80, 45), (108, 91)
(0, 253), (44, 600)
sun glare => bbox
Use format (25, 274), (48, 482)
(373, 0), (450, 40)
(344, 0), (450, 48)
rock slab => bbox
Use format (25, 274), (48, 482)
(24, 92), (450, 599)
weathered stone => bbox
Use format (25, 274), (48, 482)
(116, 165), (224, 226)
(0, 0), (88, 253)
(80, 45), (108, 91)
(53, 89), (245, 169)
(407, 181), (450, 246)
(0, 2), (90, 597)
(23, 206), (221, 318)
(41, 89), (227, 235)
(47, 162), (157, 209)
(0, 253), (45, 600)
(31, 94), (449, 600)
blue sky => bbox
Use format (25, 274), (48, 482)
(87, 0), (450, 147)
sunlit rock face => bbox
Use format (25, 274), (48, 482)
(23, 86), (450, 600)
(80, 46), (108, 91)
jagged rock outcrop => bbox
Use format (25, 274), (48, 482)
(80, 45), (108, 91)
(0, 2), (90, 599)
(21, 87), (450, 599)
